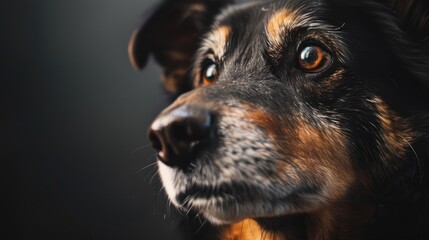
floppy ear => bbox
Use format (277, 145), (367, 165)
(128, 0), (232, 96)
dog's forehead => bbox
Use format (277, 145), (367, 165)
(204, 0), (336, 55)
(196, 0), (353, 73)
(215, 0), (326, 32)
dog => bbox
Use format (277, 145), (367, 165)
(129, 0), (429, 239)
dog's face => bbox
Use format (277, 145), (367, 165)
(131, 0), (429, 228)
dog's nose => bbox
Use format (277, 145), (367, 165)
(148, 105), (213, 168)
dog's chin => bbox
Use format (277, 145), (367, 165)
(188, 198), (294, 225)
(198, 204), (257, 225)
(158, 161), (314, 225)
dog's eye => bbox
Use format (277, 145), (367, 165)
(201, 62), (218, 86)
(298, 45), (332, 73)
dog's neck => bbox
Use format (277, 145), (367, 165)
(221, 203), (376, 240)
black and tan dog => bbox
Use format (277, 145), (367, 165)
(129, 0), (429, 239)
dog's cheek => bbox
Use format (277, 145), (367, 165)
(246, 108), (355, 201)
(371, 97), (416, 169)
(286, 121), (354, 200)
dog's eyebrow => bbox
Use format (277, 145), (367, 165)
(265, 8), (350, 64)
(265, 8), (318, 45)
(193, 26), (231, 87)
(266, 9), (299, 45)
(202, 25), (232, 59)
(265, 8), (314, 62)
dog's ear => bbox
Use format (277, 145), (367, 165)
(128, 0), (232, 96)
(387, 0), (429, 40)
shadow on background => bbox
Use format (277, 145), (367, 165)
(6, 0), (192, 239)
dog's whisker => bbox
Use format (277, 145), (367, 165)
(190, 219), (208, 239)
(130, 143), (153, 155)
(193, 211), (200, 221)
(148, 170), (159, 185)
(185, 207), (193, 216)
(134, 161), (157, 175)
(141, 164), (158, 183)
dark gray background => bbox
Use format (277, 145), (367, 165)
(7, 0), (190, 239)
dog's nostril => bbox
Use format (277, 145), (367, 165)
(148, 131), (162, 152)
(148, 105), (213, 168)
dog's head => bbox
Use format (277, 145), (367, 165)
(130, 0), (429, 227)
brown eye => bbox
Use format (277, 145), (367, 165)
(298, 45), (332, 72)
(201, 63), (218, 86)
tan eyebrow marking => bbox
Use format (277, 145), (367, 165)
(194, 25), (231, 87)
(266, 9), (298, 45)
(206, 25), (232, 57)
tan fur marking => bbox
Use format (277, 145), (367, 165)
(265, 9), (316, 62)
(222, 219), (278, 240)
(245, 107), (354, 201)
(372, 97), (414, 165)
(208, 25), (231, 58)
(245, 108), (371, 239)
(194, 26), (231, 87)
(290, 119), (353, 199)
(266, 10), (297, 44)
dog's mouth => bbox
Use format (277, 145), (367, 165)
(182, 186), (319, 224)
(176, 183), (260, 224)
(176, 182), (258, 205)
(165, 164), (322, 224)
(175, 182), (275, 224)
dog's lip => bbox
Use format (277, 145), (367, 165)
(176, 182), (258, 205)
(176, 182), (321, 208)
(175, 183), (322, 224)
